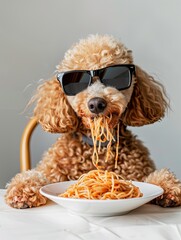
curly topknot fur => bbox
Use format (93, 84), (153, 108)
(5, 34), (181, 208)
(58, 34), (133, 71)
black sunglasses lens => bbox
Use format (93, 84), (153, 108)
(101, 66), (131, 90)
(62, 72), (90, 95)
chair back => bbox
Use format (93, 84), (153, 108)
(20, 117), (38, 171)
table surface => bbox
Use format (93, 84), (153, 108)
(0, 189), (181, 240)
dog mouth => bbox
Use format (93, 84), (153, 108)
(81, 112), (121, 130)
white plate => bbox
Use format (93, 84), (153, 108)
(40, 181), (163, 216)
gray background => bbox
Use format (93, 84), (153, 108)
(0, 0), (180, 188)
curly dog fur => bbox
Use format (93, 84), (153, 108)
(5, 34), (181, 208)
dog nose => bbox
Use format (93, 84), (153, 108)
(88, 97), (107, 114)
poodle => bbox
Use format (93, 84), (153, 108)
(5, 34), (181, 208)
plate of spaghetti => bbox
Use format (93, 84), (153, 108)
(40, 170), (163, 216)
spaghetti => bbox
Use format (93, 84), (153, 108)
(59, 170), (143, 200)
(88, 115), (119, 168)
(59, 116), (143, 200)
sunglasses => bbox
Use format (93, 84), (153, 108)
(57, 64), (135, 96)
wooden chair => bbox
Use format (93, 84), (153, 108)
(20, 117), (38, 172)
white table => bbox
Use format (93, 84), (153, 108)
(0, 189), (181, 240)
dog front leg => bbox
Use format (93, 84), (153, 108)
(5, 170), (48, 209)
(145, 168), (181, 207)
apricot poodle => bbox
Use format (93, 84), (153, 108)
(5, 34), (181, 208)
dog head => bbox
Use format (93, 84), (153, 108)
(33, 35), (168, 133)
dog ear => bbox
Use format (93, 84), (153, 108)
(121, 66), (169, 126)
(33, 76), (78, 133)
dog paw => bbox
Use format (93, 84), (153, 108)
(5, 170), (48, 209)
(145, 168), (181, 207)
(152, 193), (178, 207)
(5, 187), (47, 209)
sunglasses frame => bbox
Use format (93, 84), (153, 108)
(57, 64), (136, 96)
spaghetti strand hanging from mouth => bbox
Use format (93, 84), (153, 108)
(88, 115), (119, 168)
